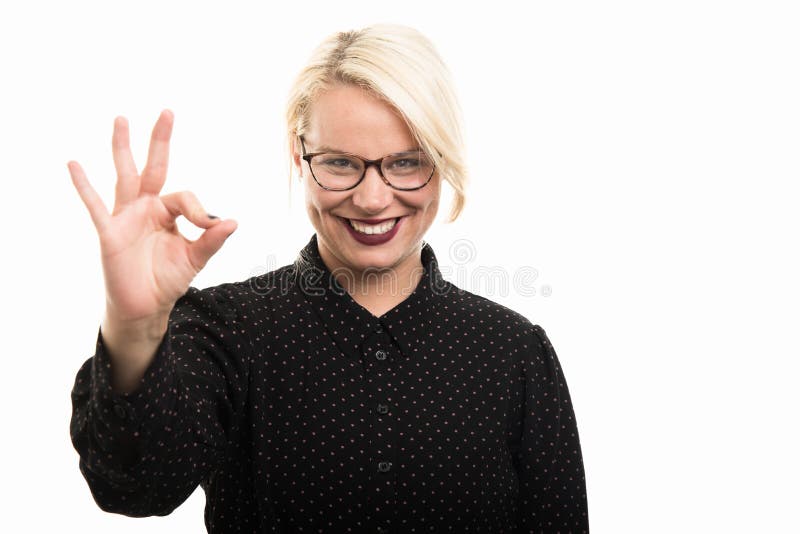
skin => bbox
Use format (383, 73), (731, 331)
(69, 110), (237, 393)
(292, 84), (442, 317)
(69, 84), (438, 391)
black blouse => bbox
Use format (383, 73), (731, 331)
(70, 233), (588, 533)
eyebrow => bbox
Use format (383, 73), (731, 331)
(311, 144), (422, 154)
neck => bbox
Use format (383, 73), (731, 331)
(318, 241), (425, 317)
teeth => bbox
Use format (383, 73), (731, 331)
(348, 218), (398, 235)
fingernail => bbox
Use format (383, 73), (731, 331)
(207, 214), (219, 219)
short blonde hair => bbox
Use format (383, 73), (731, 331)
(286, 24), (467, 222)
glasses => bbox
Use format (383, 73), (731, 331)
(299, 136), (435, 191)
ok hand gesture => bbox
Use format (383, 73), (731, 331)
(69, 110), (237, 324)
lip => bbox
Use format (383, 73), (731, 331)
(339, 216), (404, 246)
(347, 217), (399, 224)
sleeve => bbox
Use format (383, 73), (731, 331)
(514, 324), (589, 533)
(69, 284), (252, 517)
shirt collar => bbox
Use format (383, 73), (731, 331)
(292, 233), (446, 360)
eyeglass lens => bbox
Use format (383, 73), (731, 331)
(310, 152), (433, 190)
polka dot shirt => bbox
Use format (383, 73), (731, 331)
(70, 233), (588, 533)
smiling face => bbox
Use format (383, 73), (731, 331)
(293, 84), (441, 279)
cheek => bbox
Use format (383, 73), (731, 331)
(423, 186), (441, 212)
(426, 197), (440, 220)
(305, 187), (339, 217)
(425, 176), (442, 205)
(303, 185), (322, 220)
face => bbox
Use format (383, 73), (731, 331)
(293, 84), (441, 279)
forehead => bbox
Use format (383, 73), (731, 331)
(306, 84), (416, 155)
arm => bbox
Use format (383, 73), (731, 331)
(514, 325), (589, 533)
(66, 110), (241, 516)
(69, 284), (251, 517)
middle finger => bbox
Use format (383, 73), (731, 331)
(140, 109), (174, 196)
(111, 116), (140, 213)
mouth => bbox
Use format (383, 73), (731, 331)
(340, 216), (403, 235)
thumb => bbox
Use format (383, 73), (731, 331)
(188, 219), (237, 271)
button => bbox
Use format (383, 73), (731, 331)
(378, 461), (392, 472)
(377, 403), (389, 415)
(375, 350), (387, 361)
(375, 325), (384, 333)
(113, 403), (128, 420)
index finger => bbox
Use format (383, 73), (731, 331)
(68, 161), (110, 233)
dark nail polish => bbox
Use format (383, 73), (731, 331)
(208, 214), (219, 219)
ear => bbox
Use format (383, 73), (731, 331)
(289, 136), (303, 178)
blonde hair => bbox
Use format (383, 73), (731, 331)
(285, 24), (467, 222)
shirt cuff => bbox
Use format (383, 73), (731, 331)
(88, 324), (176, 468)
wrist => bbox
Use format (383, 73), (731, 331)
(102, 310), (170, 343)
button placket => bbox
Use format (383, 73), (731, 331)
(361, 337), (398, 530)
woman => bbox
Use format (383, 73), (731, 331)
(69, 24), (588, 533)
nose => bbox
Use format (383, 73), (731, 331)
(351, 165), (393, 213)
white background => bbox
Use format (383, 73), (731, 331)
(2, 1), (798, 532)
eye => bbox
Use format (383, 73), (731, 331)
(388, 157), (421, 169)
(321, 156), (358, 168)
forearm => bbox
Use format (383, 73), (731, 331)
(70, 285), (252, 516)
(71, 331), (220, 516)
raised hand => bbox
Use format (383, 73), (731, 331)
(69, 110), (237, 379)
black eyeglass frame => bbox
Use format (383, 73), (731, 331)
(299, 136), (435, 191)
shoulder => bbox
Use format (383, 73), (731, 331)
(434, 284), (564, 377)
(435, 280), (546, 345)
(179, 263), (300, 319)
